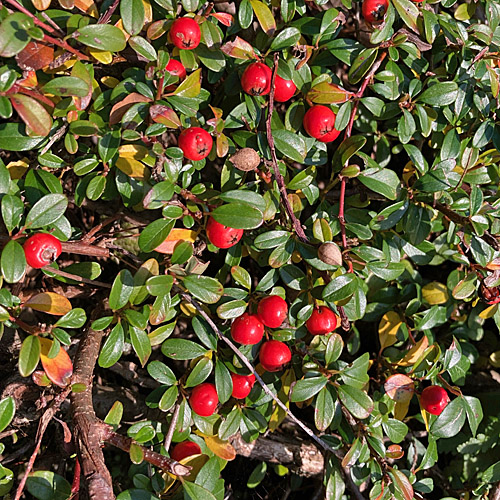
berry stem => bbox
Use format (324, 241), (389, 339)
(266, 53), (309, 244)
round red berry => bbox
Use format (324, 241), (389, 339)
(178, 127), (212, 161)
(190, 383), (219, 417)
(362, 0), (389, 23)
(273, 75), (296, 102)
(259, 340), (291, 372)
(171, 441), (201, 461)
(257, 295), (288, 329)
(231, 313), (264, 345)
(303, 105), (340, 143)
(306, 306), (337, 336)
(23, 233), (62, 269)
(241, 62), (272, 96)
(420, 386), (450, 416)
(165, 59), (186, 79)
(206, 217), (243, 249)
(231, 372), (256, 399)
(169, 17), (201, 50)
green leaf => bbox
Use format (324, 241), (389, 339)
(0, 13), (32, 57)
(219, 190), (267, 213)
(463, 396), (483, 438)
(215, 360), (233, 404)
(1, 240), (26, 283)
(413, 159), (460, 192)
(183, 479), (217, 500)
(314, 386), (335, 431)
(25, 194), (67, 229)
(147, 360), (177, 385)
(26, 471), (71, 500)
(54, 308), (87, 328)
(430, 397), (466, 438)
(109, 269), (134, 310)
(129, 36), (157, 61)
(217, 299), (247, 319)
(323, 273), (358, 302)
(161, 339), (208, 360)
(42, 77), (90, 97)
(76, 24), (127, 52)
(249, 0), (276, 35)
(358, 168), (399, 200)
(391, 0), (419, 31)
(121, 0), (145, 35)
(183, 275), (224, 304)
(219, 407), (242, 440)
(291, 376), (328, 402)
(340, 352), (370, 389)
(139, 219), (174, 252)
(270, 27), (300, 50)
(247, 462), (267, 489)
(418, 82), (458, 106)
(98, 323), (124, 368)
(348, 48), (378, 85)
(382, 418), (409, 443)
(0, 123), (46, 151)
(0, 397), (15, 433)
(130, 327), (151, 367)
(211, 203), (263, 229)
(19, 335), (41, 377)
(332, 135), (366, 171)
(272, 129), (307, 162)
(337, 385), (373, 419)
(185, 357), (213, 387)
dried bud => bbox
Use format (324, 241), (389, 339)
(229, 148), (260, 172)
(318, 242), (342, 266)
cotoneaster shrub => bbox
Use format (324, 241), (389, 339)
(0, 0), (499, 499)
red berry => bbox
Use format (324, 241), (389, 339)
(257, 295), (288, 328)
(169, 17), (201, 50)
(171, 441), (201, 461)
(306, 306), (337, 336)
(231, 313), (264, 345)
(178, 127), (213, 161)
(273, 75), (296, 102)
(259, 340), (291, 372)
(190, 383), (219, 417)
(206, 217), (243, 249)
(303, 105), (340, 143)
(165, 59), (187, 79)
(231, 372), (256, 399)
(241, 62), (272, 96)
(420, 386), (450, 416)
(362, 0), (389, 23)
(23, 233), (62, 269)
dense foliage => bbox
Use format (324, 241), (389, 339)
(0, 0), (500, 497)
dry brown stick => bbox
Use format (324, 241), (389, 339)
(60, 241), (110, 258)
(164, 403), (181, 451)
(102, 428), (190, 476)
(43, 265), (111, 288)
(266, 53), (309, 243)
(14, 385), (72, 500)
(491, 482), (500, 500)
(178, 289), (341, 460)
(71, 328), (115, 500)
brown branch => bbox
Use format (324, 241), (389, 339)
(60, 241), (110, 258)
(164, 403), (181, 451)
(266, 53), (309, 243)
(14, 385), (72, 500)
(177, 288), (342, 460)
(491, 482), (500, 500)
(98, 0), (120, 24)
(71, 327), (115, 500)
(101, 428), (191, 476)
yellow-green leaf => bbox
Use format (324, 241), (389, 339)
(422, 282), (449, 305)
(249, 0), (276, 35)
(378, 311), (402, 350)
(23, 292), (72, 316)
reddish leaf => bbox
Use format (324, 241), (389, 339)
(221, 37), (257, 60)
(307, 81), (354, 104)
(384, 374), (414, 403)
(149, 105), (181, 128)
(109, 92), (152, 125)
(203, 435), (236, 461)
(390, 468), (414, 500)
(210, 12), (233, 26)
(16, 41), (54, 71)
(10, 93), (52, 137)
(39, 338), (73, 388)
(154, 229), (198, 254)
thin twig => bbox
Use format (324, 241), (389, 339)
(98, 0), (120, 24)
(42, 265), (111, 288)
(14, 386), (72, 500)
(266, 53), (309, 243)
(164, 403), (181, 451)
(178, 288), (342, 459)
